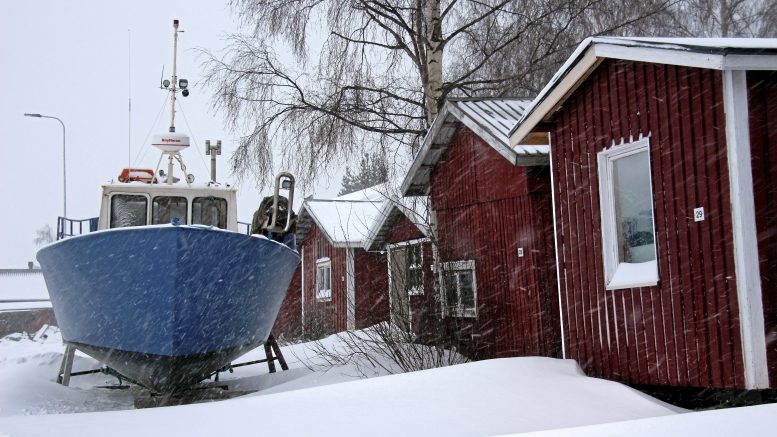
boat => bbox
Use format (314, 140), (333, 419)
(36, 20), (300, 393)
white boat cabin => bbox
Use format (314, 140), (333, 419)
(98, 182), (239, 232)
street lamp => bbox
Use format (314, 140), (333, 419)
(24, 113), (67, 218)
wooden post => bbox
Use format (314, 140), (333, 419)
(57, 343), (76, 386)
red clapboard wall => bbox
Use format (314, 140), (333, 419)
(301, 225), (347, 334)
(301, 224), (389, 334)
(748, 70), (777, 387)
(550, 58), (746, 388)
(429, 126), (560, 359)
(354, 250), (389, 329)
(272, 265), (302, 339)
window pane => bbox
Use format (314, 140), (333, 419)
(110, 195), (147, 228)
(152, 196), (187, 224)
(192, 197), (227, 229)
(444, 273), (458, 310)
(408, 245), (421, 267)
(612, 150), (655, 263)
(459, 271), (475, 310)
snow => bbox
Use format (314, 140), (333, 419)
(0, 302), (51, 311)
(511, 403), (777, 437)
(304, 199), (385, 245)
(0, 271), (49, 302)
(0, 326), (688, 436)
(335, 184), (389, 202)
(606, 260), (658, 289)
(0, 326), (772, 436)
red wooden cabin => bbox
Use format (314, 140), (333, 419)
(295, 188), (389, 336)
(510, 37), (777, 390)
(401, 98), (561, 359)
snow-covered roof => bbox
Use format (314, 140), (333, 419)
(297, 187), (387, 247)
(335, 184), (388, 202)
(510, 36), (777, 147)
(402, 98), (547, 196)
(0, 269), (49, 302)
(363, 196), (430, 251)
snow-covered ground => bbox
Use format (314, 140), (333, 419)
(0, 328), (774, 436)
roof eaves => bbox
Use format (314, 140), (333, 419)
(401, 102), (458, 196)
(510, 36), (777, 147)
(300, 203), (339, 246)
(363, 200), (394, 251)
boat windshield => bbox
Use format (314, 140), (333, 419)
(192, 196), (227, 229)
(110, 194), (148, 228)
(152, 196), (188, 225)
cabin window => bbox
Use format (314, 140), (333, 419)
(110, 194), (148, 228)
(192, 197), (227, 229)
(152, 196), (188, 225)
(406, 244), (424, 296)
(316, 258), (332, 301)
(441, 260), (477, 318)
(597, 137), (659, 290)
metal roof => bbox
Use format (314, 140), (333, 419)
(401, 98), (548, 196)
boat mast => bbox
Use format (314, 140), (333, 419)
(150, 19), (192, 186)
(169, 19), (179, 133)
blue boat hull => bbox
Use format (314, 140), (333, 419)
(37, 225), (299, 392)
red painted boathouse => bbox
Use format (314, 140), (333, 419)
(510, 37), (777, 389)
(401, 98), (562, 359)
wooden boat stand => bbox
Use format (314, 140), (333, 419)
(56, 334), (289, 400)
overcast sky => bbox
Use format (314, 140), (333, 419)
(0, 1), (342, 268)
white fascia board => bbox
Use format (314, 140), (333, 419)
(386, 237), (431, 249)
(332, 241), (366, 248)
(723, 54), (777, 71)
(593, 43), (725, 70)
(723, 69), (769, 389)
(510, 48), (601, 148)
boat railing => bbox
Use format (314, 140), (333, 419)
(238, 221), (252, 235)
(57, 217), (99, 241)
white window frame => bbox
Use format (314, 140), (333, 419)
(440, 260), (478, 318)
(597, 136), (659, 290)
(315, 257), (332, 301)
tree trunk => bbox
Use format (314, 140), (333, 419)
(719, 0), (730, 36)
(423, 0), (444, 125)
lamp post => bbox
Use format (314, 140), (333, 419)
(24, 113), (67, 218)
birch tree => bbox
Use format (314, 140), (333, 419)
(204, 0), (673, 186)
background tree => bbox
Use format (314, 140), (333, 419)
(338, 151), (389, 196)
(204, 0), (675, 187)
(33, 225), (53, 246)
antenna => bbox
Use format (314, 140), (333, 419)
(128, 29), (132, 170)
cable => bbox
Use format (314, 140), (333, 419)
(177, 99), (211, 176)
(132, 94), (169, 167)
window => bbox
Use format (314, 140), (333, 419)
(598, 137), (659, 290)
(110, 194), (148, 228)
(192, 197), (227, 229)
(441, 260), (477, 318)
(152, 196), (187, 225)
(316, 258), (332, 301)
(406, 244), (424, 296)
